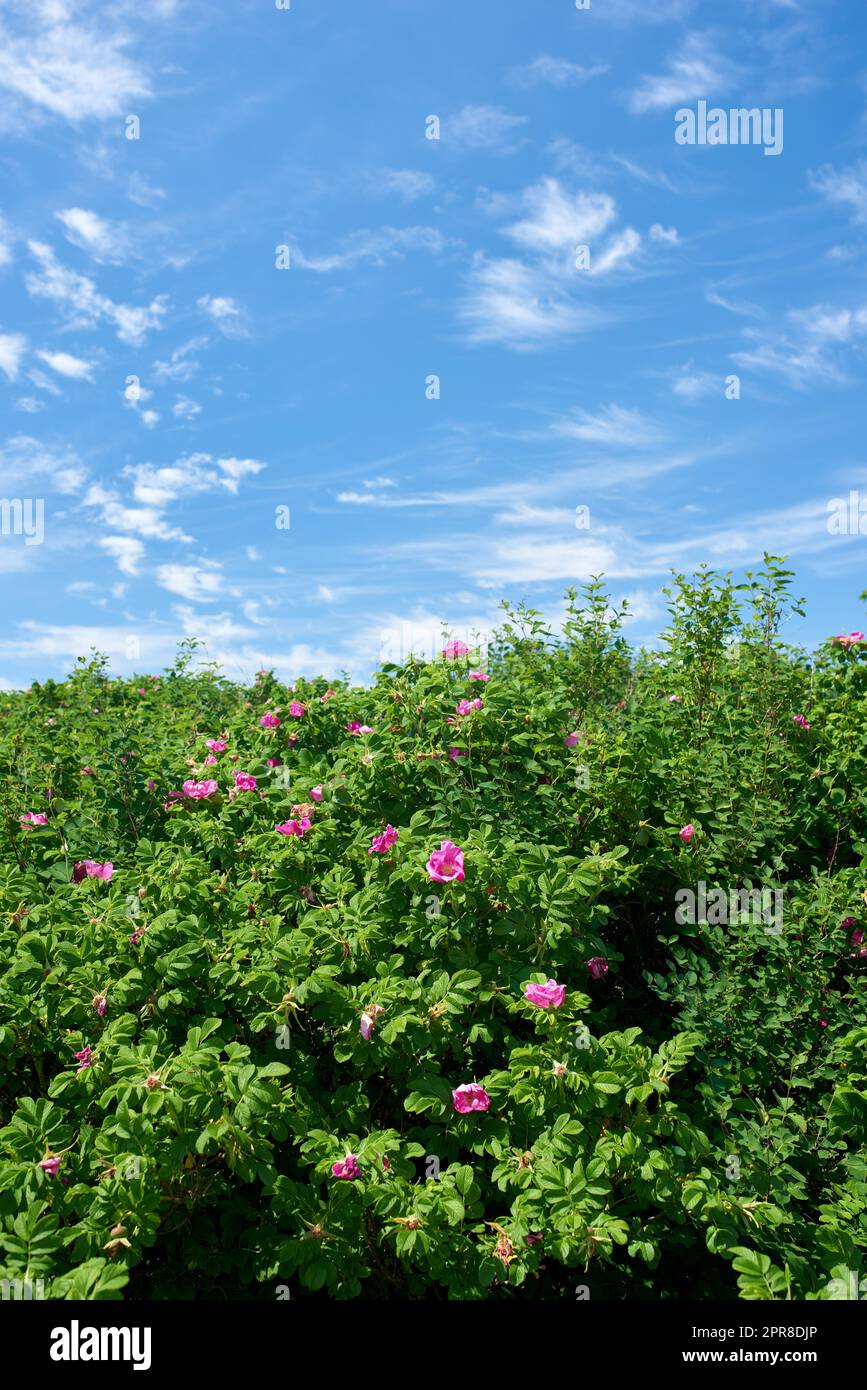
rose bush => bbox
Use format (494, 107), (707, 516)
(0, 561), (864, 1300)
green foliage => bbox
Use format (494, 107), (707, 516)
(0, 560), (865, 1300)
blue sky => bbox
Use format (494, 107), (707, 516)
(1, 0), (866, 687)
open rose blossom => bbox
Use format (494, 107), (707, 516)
(369, 824), (398, 854)
(331, 1154), (361, 1180)
(524, 978), (566, 1009)
(275, 818), (311, 837)
(586, 956), (609, 981)
(679, 823), (695, 844)
(793, 714), (811, 729)
(442, 640), (470, 659)
(260, 712), (281, 728)
(452, 1083), (490, 1114)
(833, 631), (865, 649)
(468, 671), (489, 681)
(289, 700), (305, 718)
(73, 860), (114, 882)
(455, 698), (482, 716)
(234, 771), (257, 791)
(205, 738), (227, 753)
(564, 731), (583, 748)
(182, 779), (218, 800)
(20, 811), (48, 826)
(426, 839), (465, 882)
(38, 1156), (63, 1179)
(346, 721), (374, 734)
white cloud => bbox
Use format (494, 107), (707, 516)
(0, 331), (27, 380)
(809, 161), (867, 224)
(650, 223), (680, 245)
(0, 1), (151, 127)
(671, 366), (719, 399)
(156, 561), (223, 602)
(197, 294), (247, 337)
(55, 207), (128, 263)
(125, 452), (265, 507)
(552, 405), (666, 449)
(25, 241), (168, 345)
(35, 348), (94, 380)
(732, 302), (867, 390)
(153, 337), (207, 383)
(447, 104), (528, 153)
(84, 482), (190, 542)
(459, 254), (605, 349)
(98, 535), (145, 576)
(511, 55), (608, 88)
(173, 395), (201, 420)
(504, 180), (617, 253)
(589, 227), (642, 276)
(127, 173), (166, 208)
(294, 225), (454, 273)
(378, 169), (434, 201)
(0, 435), (85, 492)
(0, 212), (13, 265)
(628, 33), (739, 114)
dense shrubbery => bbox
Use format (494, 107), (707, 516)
(0, 558), (865, 1300)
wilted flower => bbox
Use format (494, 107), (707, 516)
(234, 771), (257, 791)
(74, 1044), (93, 1073)
(92, 994), (107, 1017)
(524, 979), (566, 1009)
(369, 824), (398, 854)
(81, 765), (96, 775)
(452, 1082), (490, 1114)
(320, 689), (336, 702)
(525, 1231), (543, 1246)
(586, 956), (609, 981)
(447, 747), (466, 760)
(426, 840), (465, 883)
(679, 823), (696, 844)
(564, 731), (586, 748)
(331, 1154), (361, 1180)
(38, 1156), (63, 1179)
(182, 779), (218, 800)
(793, 714), (811, 729)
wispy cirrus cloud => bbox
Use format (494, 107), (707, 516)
(446, 104), (528, 153)
(809, 161), (867, 224)
(55, 207), (129, 264)
(25, 241), (168, 344)
(628, 32), (740, 114)
(293, 225), (456, 273)
(732, 303), (867, 389)
(509, 55), (608, 88)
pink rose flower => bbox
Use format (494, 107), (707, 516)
(20, 812), (48, 826)
(260, 712), (281, 728)
(679, 823), (696, 844)
(310, 784), (324, 801)
(447, 747), (466, 760)
(442, 640), (470, 659)
(793, 714), (810, 729)
(38, 1156), (63, 1179)
(369, 824), (398, 854)
(275, 818), (311, 837)
(426, 839), (465, 883)
(74, 1044), (93, 1072)
(289, 700), (305, 718)
(833, 631), (865, 649)
(331, 1154), (361, 1180)
(564, 731), (582, 748)
(586, 956), (609, 981)
(73, 860), (114, 882)
(266, 758), (282, 768)
(468, 671), (489, 682)
(203, 754), (218, 766)
(93, 994), (107, 1017)
(524, 978), (566, 1009)
(346, 721), (374, 734)
(81, 765), (96, 775)
(455, 698), (482, 716)
(452, 1083), (490, 1114)
(360, 1003), (385, 1040)
(234, 771), (257, 791)
(182, 779), (218, 800)
(205, 738), (227, 753)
